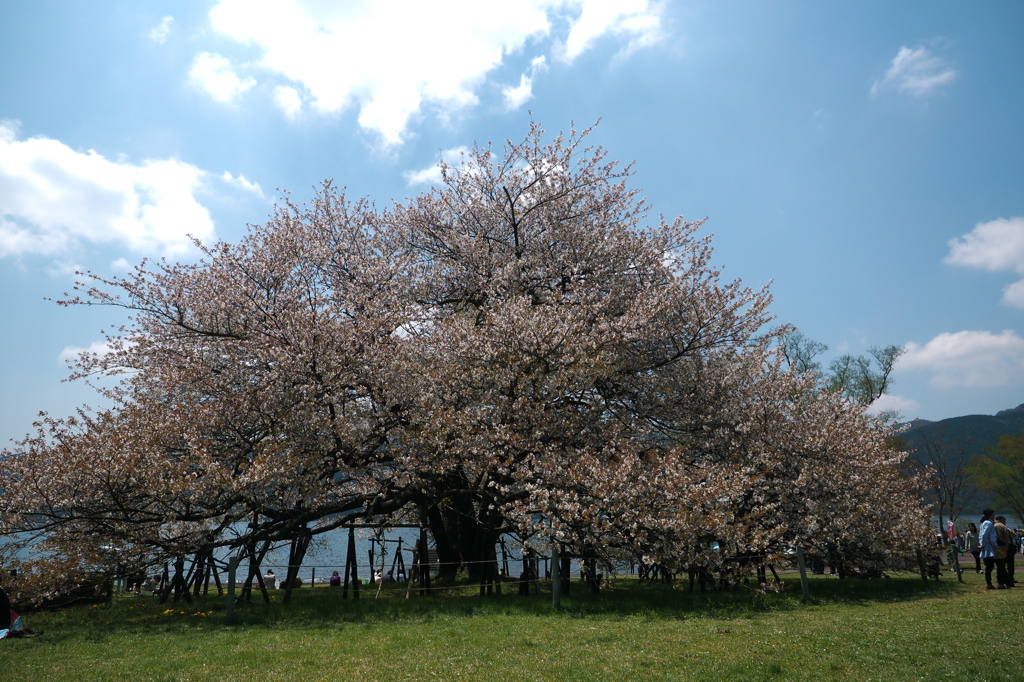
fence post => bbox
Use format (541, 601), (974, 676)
(551, 544), (561, 607)
(795, 545), (810, 601)
(418, 527), (431, 595)
(226, 556), (238, 624)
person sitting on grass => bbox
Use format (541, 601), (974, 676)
(0, 585), (42, 639)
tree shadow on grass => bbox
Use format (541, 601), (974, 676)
(25, 573), (958, 643)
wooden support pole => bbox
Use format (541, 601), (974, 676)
(796, 545), (810, 601)
(368, 546), (375, 585)
(551, 545), (561, 607)
(560, 545), (571, 595)
(916, 547), (929, 582)
(390, 537), (405, 581)
(187, 552), (202, 595)
(343, 528), (352, 598)
(160, 556), (193, 605)
(417, 527), (431, 595)
(226, 557), (237, 625)
(345, 526), (360, 599)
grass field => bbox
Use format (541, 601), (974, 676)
(2, 568), (1021, 681)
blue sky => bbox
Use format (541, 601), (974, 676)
(2, 1), (1023, 447)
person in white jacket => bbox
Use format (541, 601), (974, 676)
(979, 509), (1003, 589)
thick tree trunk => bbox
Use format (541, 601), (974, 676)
(423, 489), (501, 582)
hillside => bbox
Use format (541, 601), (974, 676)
(897, 403), (1024, 512)
(900, 403), (1024, 455)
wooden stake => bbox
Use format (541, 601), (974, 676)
(225, 557), (237, 625)
(551, 545), (561, 607)
(795, 545), (810, 601)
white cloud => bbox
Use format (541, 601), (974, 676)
(865, 393), (920, 418)
(559, 0), (663, 62)
(1002, 279), (1024, 309)
(190, 52), (256, 103)
(871, 45), (956, 98)
(46, 260), (84, 279)
(0, 120), (217, 258)
(504, 75), (536, 111)
(58, 340), (117, 365)
(946, 217), (1024, 273)
(946, 217), (1024, 308)
(899, 330), (1024, 388)
(274, 85), (303, 121)
(203, 0), (663, 145)
(149, 16), (175, 44)
(404, 146), (469, 187)
(220, 171), (264, 197)
(503, 56), (548, 110)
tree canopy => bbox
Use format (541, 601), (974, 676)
(0, 124), (932, 602)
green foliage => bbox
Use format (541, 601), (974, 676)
(969, 434), (1024, 522)
(826, 345), (904, 409)
(3, 575), (1023, 680)
(779, 331), (904, 413)
(778, 330), (828, 375)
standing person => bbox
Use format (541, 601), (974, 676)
(965, 523), (981, 573)
(979, 509), (1001, 590)
(1018, 530), (1024, 583)
(995, 516), (1015, 587)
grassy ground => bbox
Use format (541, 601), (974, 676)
(2, 569), (1021, 681)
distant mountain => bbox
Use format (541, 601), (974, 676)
(897, 404), (1024, 512)
(899, 403), (1024, 454)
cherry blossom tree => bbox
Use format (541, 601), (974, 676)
(0, 188), (416, 597)
(0, 123), (932, 602)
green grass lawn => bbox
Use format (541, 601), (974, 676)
(2, 569), (1021, 681)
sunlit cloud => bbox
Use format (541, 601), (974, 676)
(200, 0), (664, 145)
(219, 171), (265, 198)
(558, 0), (664, 62)
(274, 85), (303, 121)
(865, 393), (920, 418)
(46, 260), (85, 279)
(899, 330), (1024, 388)
(946, 217), (1024, 308)
(58, 340), (117, 365)
(503, 56), (548, 110)
(189, 52), (256, 103)
(872, 45), (956, 98)
(0, 121), (215, 258)
(404, 146), (470, 187)
(0, 121), (258, 261)
(149, 16), (174, 44)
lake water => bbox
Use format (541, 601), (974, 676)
(210, 526), (556, 589)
